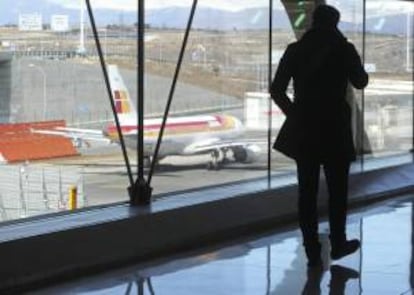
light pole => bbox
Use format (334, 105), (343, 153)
(100, 28), (108, 59)
(407, 9), (413, 72)
(28, 64), (47, 121)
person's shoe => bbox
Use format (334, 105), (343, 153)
(330, 265), (359, 291)
(330, 239), (360, 260)
(302, 263), (324, 293)
(330, 265), (359, 280)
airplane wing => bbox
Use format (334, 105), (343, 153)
(54, 126), (104, 135)
(30, 127), (111, 146)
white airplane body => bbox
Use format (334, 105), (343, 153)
(34, 65), (261, 168)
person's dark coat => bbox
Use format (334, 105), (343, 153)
(271, 27), (368, 162)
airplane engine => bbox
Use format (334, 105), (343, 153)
(232, 145), (261, 163)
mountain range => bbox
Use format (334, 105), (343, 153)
(0, 0), (410, 36)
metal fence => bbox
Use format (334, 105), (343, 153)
(0, 164), (86, 221)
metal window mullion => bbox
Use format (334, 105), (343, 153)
(267, 0), (273, 187)
(361, 0), (366, 171)
(85, 0), (134, 186)
(148, 0), (198, 185)
(137, 0), (145, 181)
(412, 8), (414, 161)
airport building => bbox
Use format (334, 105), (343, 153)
(0, 0), (413, 293)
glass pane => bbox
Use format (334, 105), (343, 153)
(269, 1), (300, 181)
(271, 1), (365, 178)
(1, 0), (413, 222)
(148, 1), (270, 196)
(364, 0), (414, 161)
(327, 0), (365, 172)
(0, 0), (134, 221)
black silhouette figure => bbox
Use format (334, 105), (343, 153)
(271, 5), (369, 267)
(301, 264), (360, 295)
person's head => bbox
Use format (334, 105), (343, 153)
(312, 5), (340, 29)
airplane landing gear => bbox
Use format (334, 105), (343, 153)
(143, 156), (163, 169)
(143, 157), (151, 168)
(206, 148), (232, 170)
(221, 148), (230, 164)
(207, 149), (221, 170)
(233, 146), (248, 163)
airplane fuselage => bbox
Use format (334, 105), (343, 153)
(103, 114), (244, 157)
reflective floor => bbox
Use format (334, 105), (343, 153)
(34, 194), (414, 294)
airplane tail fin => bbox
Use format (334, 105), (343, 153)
(107, 64), (137, 125)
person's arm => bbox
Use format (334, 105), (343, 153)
(270, 45), (294, 116)
(347, 43), (369, 89)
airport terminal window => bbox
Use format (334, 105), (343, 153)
(327, 0), (366, 171)
(149, 1), (271, 195)
(0, 1), (131, 220)
(271, 0), (366, 176)
(363, 0), (414, 160)
(269, 1), (299, 179)
(0, 1), (413, 222)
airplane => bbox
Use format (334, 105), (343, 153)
(32, 65), (262, 170)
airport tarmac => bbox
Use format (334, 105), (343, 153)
(0, 146), (293, 221)
(50, 140), (295, 207)
(1, 122), (411, 222)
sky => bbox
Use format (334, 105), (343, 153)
(49, 0), (413, 16)
(49, 0), (270, 11)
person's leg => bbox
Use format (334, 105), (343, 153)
(324, 160), (349, 243)
(324, 160), (359, 259)
(297, 159), (321, 265)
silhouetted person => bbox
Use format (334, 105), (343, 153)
(271, 4), (368, 267)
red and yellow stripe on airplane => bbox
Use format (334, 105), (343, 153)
(104, 115), (239, 141)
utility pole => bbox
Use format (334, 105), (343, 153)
(77, 0), (86, 55)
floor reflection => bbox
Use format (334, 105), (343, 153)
(301, 264), (359, 295)
(34, 195), (414, 294)
(410, 199), (414, 292)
